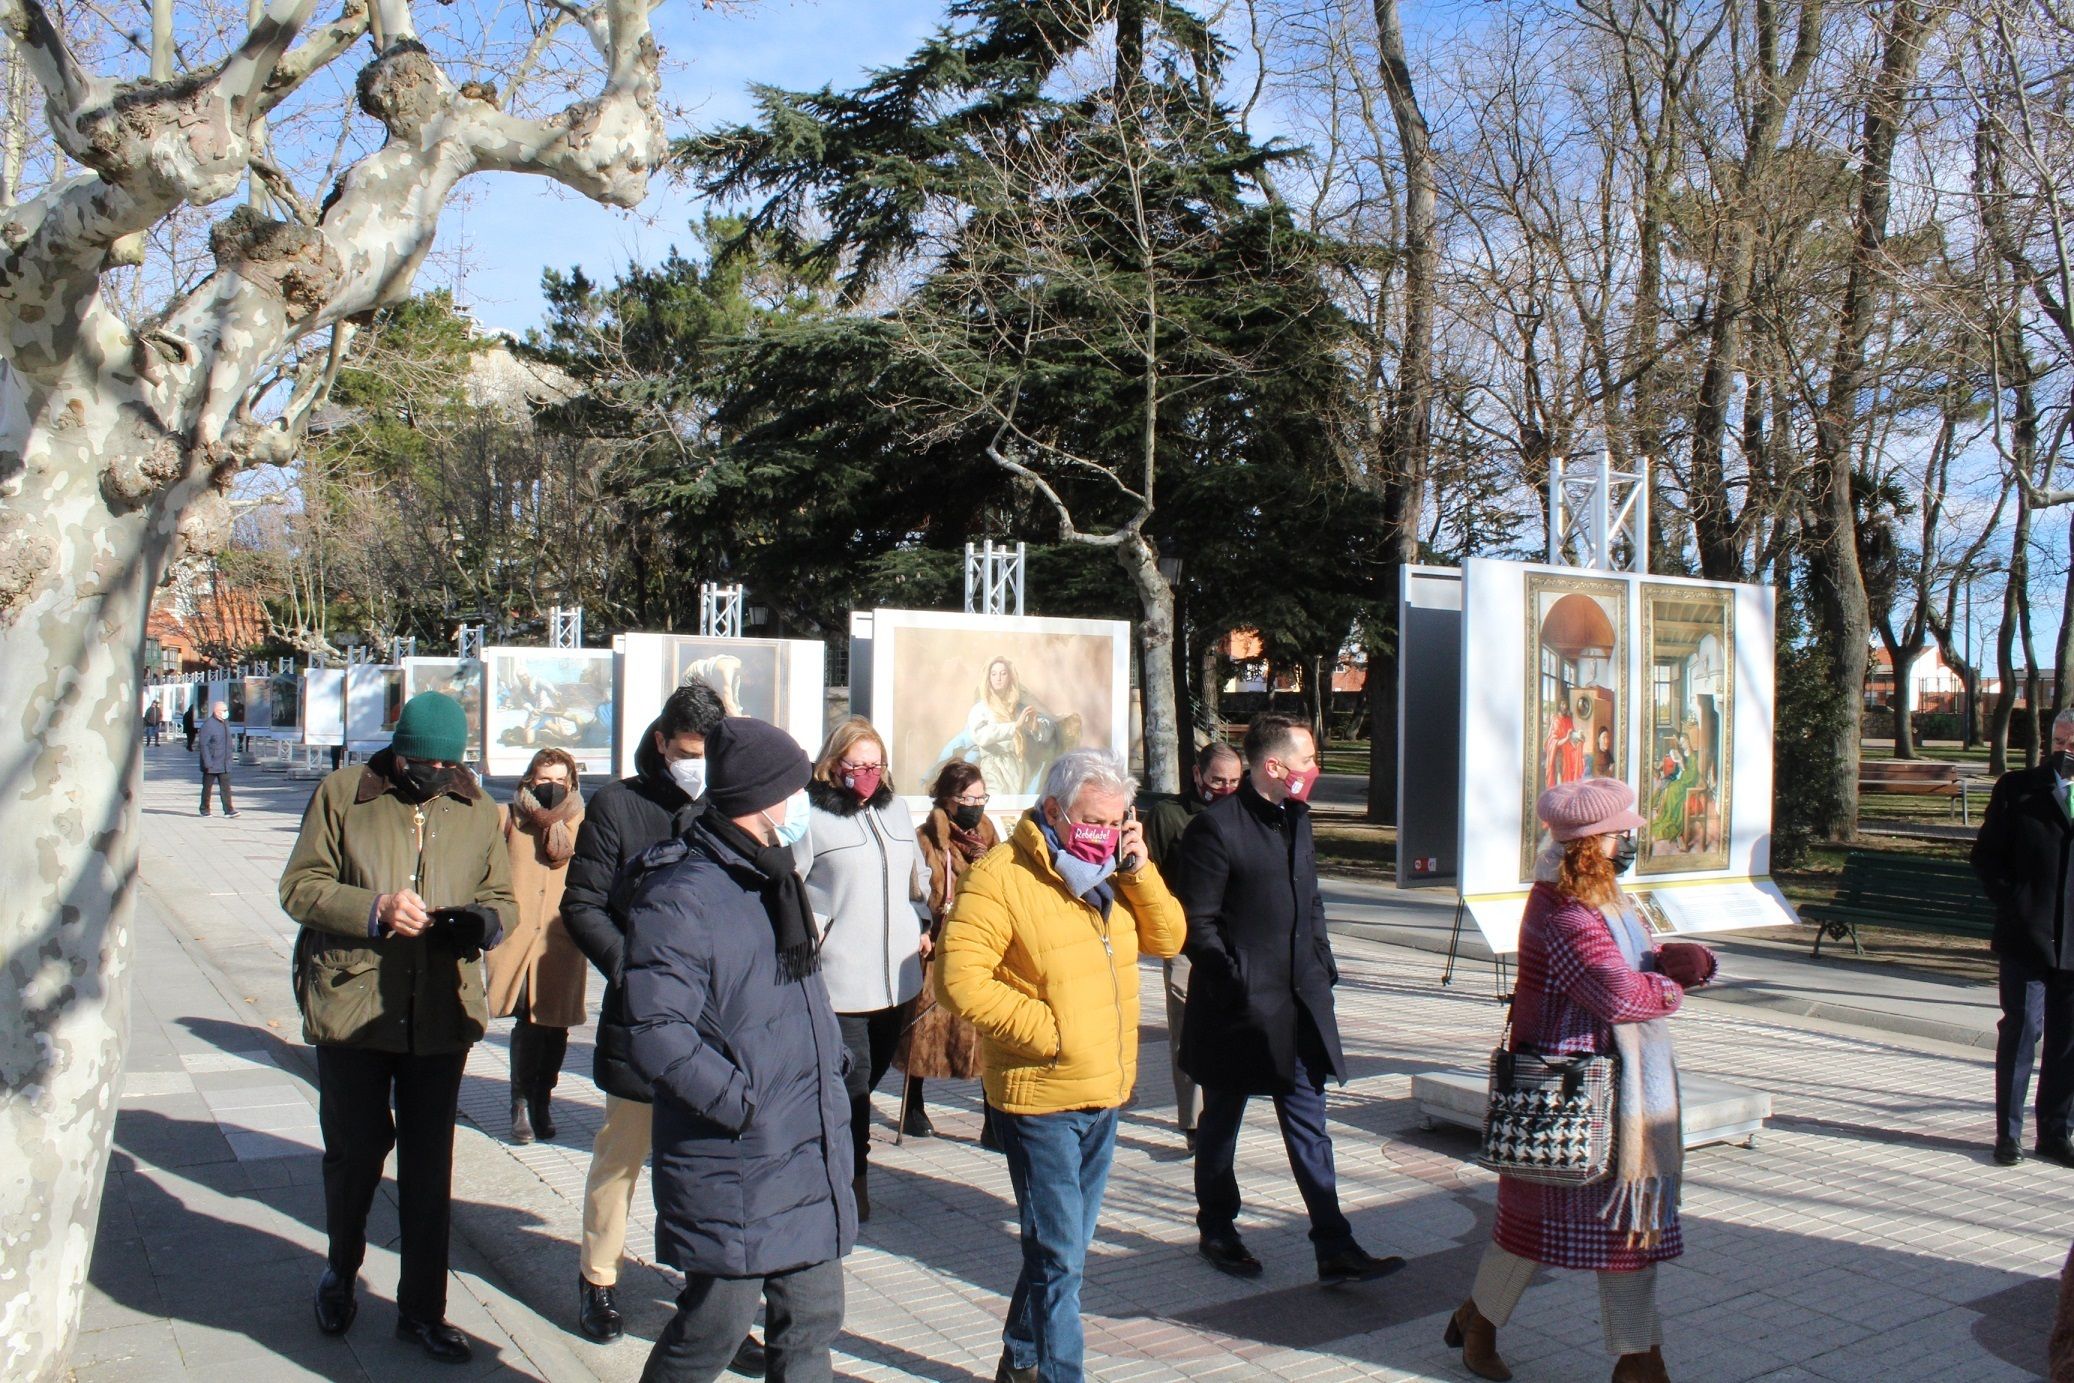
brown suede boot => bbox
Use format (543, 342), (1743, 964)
(1612, 1346), (1670, 1383)
(1443, 1299), (1512, 1381)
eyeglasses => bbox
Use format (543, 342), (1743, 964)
(953, 792), (991, 807)
(839, 759), (882, 774)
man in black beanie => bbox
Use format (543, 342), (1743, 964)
(622, 717), (856, 1382)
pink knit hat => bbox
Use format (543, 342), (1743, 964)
(1537, 777), (1647, 842)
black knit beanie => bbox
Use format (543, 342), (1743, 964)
(704, 717), (811, 818)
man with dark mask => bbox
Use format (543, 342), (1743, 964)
(280, 691), (514, 1362)
(1973, 710), (2074, 1167)
(1139, 739), (1245, 1149)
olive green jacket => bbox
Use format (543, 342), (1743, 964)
(280, 754), (517, 1054)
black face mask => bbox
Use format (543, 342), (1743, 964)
(2053, 750), (2074, 780)
(394, 757), (451, 803)
(1611, 835), (1639, 875)
(530, 781), (567, 810)
(950, 803), (986, 831)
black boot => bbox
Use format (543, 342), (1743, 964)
(728, 1332), (769, 1378)
(510, 1097), (535, 1145)
(522, 1021), (566, 1140)
(529, 1087), (557, 1141)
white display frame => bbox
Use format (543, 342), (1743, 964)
(345, 665), (404, 753)
(860, 608), (1133, 820)
(480, 646), (615, 777)
(300, 669), (346, 748)
(1455, 557), (1791, 953)
(612, 633), (827, 780)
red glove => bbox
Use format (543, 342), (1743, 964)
(1657, 941), (1716, 989)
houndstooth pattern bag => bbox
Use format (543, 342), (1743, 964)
(1476, 1006), (1615, 1186)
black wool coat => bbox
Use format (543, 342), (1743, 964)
(1972, 764), (2074, 973)
(562, 718), (698, 1101)
(622, 817), (856, 1278)
(1174, 779), (1346, 1095)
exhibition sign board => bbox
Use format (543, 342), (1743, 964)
(300, 669), (346, 747)
(858, 609), (1133, 818)
(268, 674), (300, 734)
(1397, 567), (1464, 887)
(241, 676), (276, 734)
(482, 646), (614, 776)
(1454, 557), (1793, 953)
(401, 657), (486, 763)
(345, 665), (404, 750)
(613, 634), (827, 780)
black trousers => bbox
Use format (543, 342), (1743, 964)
(316, 1045), (468, 1320)
(199, 772), (235, 814)
(837, 1007), (902, 1176)
(1996, 950), (2074, 1145)
(642, 1259), (842, 1383)
(1193, 1011), (1353, 1253)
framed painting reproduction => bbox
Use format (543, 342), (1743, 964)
(1637, 584), (1734, 875)
(863, 609), (1132, 818)
(482, 648), (615, 776)
(1519, 572), (1629, 879)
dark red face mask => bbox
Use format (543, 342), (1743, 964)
(843, 765), (883, 801)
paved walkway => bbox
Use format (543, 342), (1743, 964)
(72, 745), (2071, 1380)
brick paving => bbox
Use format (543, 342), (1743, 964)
(72, 743), (2071, 1380)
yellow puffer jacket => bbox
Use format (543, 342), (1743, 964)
(934, 816), (1187, 1115)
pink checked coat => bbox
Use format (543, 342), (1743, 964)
(1492, 881), (1687, 1271)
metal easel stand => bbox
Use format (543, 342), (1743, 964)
(1439, 894), (1510, 1000)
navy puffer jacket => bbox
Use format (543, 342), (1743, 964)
(622, 816), (857, 1278)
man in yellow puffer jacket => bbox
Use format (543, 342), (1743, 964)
(937, 748), (1185, 1383)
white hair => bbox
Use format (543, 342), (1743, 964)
(2055, 709), (2074, 736)
(1041, 748), (1136, 812)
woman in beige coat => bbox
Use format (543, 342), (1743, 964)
(490, 747), (589, 1144)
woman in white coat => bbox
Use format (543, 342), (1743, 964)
(792, 716), (931, 1219)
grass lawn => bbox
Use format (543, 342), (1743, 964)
(1320, 741), (1370, 777)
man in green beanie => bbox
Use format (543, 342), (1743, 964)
(280, 690), (515, 1363)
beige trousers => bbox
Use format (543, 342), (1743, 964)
(1471, 1243), (1663, 1356)
(1164, 955), (1202, 1133)
(580, 1094), (653, 1287)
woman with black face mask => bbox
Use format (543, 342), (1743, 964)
(488, 748), (589, 1144)
(906, 760), (1002, 1146)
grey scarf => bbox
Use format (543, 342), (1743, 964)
(1599, 903), (1684, 1248)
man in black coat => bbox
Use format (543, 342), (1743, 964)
(1139, 739), (1244, 1148)
(623, 716), (854, 1383)
(1176, 714), (1401, 1286)
(196, 700), (239, 817)
(563, 681), (765, 1367)
(1971, 710), (2074, 1167)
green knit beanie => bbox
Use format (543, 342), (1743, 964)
(391, 691), (469, 762)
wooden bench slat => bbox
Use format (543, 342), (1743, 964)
(1807, 849), (1995, 957)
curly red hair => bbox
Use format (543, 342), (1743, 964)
(1556, 836), (1621, 907)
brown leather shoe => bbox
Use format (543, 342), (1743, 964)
(1443, 1299), (1511, 1381)
(1612, 1346), (1670, 1383)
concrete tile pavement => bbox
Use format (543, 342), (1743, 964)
(74, 742), (2071, 1380)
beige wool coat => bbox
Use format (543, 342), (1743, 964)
(486, 804), (590, 1027)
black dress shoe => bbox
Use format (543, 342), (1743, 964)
(396, 1315), (473, 1363)
(577, 1278), (623, 1342)
(1198, 1232), (1263, 1278)
(313, 1268), (357, 1336)
(1995, 1138), (2022, 1166)
(1317, 1245), (1407, 1286)
(2035, 1136), (2074, 1168)
(902, 1104), (937, 1138)
(728, 1332), (769, 1378)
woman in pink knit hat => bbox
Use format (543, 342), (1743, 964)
(1444, 778), (1717, 1383)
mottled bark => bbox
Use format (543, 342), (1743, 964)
(0, 3), (665, 1376)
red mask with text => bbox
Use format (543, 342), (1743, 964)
(1281, 766), (1317, 803)
(1064, 821), (1120, 865)
(1199, 778), (1239, 803)
(842, 766), (883, 801)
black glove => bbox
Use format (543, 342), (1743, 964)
(430, 905), (504, 960)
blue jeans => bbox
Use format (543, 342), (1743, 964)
(993, 1105), (1118, 1382)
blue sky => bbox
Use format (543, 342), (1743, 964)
(440, 0), (947, 335)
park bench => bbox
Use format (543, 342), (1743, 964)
(1857, 759), (1990, 824)
(1800, 849), (1993, 958)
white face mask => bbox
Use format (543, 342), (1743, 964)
(668, 756), (708, 799)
